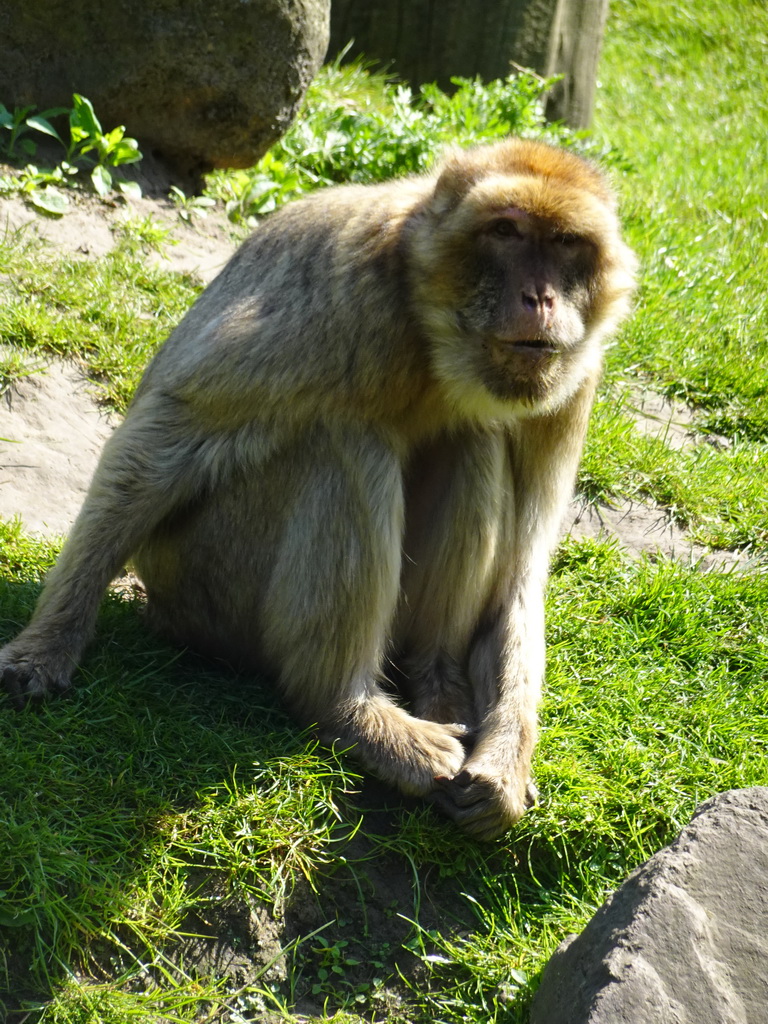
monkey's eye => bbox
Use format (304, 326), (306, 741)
(490, 218), (521, 238)
(554, 232), (580, 247)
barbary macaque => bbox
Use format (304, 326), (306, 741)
(0, 139), (636, 839)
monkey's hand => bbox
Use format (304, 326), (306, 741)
(428, 760), (538, 841)
(351, 713), (468, 799)
(400, 720), (469, 796)
(0, 638), (74, 708)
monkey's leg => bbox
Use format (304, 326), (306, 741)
(430, 382), (598, 839)
(0, 404), (207, 704)
(253, 424), (467, 796)
(429, 590), (544, 839)
(395, 430), (510, 732)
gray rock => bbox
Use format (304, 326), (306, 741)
(0, 0), (329, 173)
(530, 788), (768, 1023)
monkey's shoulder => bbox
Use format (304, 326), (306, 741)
(220, 176), (433, 274)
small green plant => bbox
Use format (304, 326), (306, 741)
(0, 93), (142, 207)
(65, 93), (142, 197)
(310, 936), (362, 996)
(206, 63), (570, 223)
(0, 162), (76, 214)
(169, 185), (217, 223)
(116, 215), (174, 253)
(0, 103), (67, 159)
(302, 931), (388, 1010)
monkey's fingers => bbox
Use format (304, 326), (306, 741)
(427, 786), (508, 840)
(0, 658), (72, 708)
(1, 665), (27, 709)
(432, 771), (487, 808)
(428, 770), (533, 840)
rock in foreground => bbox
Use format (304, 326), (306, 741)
(530, 788), (768, 1023)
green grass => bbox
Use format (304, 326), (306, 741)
(580, 392), (768, 549)
(0, 222), (198, 412)
(3, 528), (765, 1022)
(583, 0), (768, 548)
(1, 0), (767, 1021)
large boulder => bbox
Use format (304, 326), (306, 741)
(530, 788), (768, 1023)
(0, 0), (329, 173)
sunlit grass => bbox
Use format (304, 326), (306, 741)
(0, 225), (199, 413)
(1, 1), (767, 1020)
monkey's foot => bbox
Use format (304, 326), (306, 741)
(0, 642), (74, 708)
(333, 698), (468, 800)
(372, 717), (468, 799)
(428, 764), (537, 841)
(324, 686), (470, 798)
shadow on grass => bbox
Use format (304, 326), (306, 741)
(0, 581), (494, 1020)
(0, 575), (628, 1023)
(0, 580), (294, 1010)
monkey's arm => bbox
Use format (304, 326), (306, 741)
(254, 421), (467, 793)
(431, 378), (598, 839)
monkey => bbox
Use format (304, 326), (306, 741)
(0, 139), (636, 839)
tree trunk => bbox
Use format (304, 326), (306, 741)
(543, 0), (610, 126)
(329, 0), (610, 129)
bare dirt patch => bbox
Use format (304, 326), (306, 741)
(1, 185), (239, 286)
(624, 386), (697, 451)
(1, 147), (242, 277)
(560, 384), (747, 570)
(1, 164), (239, 537)
(564, 498), (745, 571)
(1, 360), (115, 537)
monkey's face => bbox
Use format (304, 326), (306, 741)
(411, 148), (636, 422)
(457, 205), (598, 406)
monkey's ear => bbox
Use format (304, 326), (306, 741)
(429, 149), (483, 217)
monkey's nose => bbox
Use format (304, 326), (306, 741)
(521, 289), (554, 327)
(521, 289), (554, 312)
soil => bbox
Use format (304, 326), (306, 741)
(1, 158), (240, 535)
(1, 157), (239, 284)
(0, 169), (751, 1018)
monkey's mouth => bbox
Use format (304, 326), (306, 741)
(487, 338), (562, 376)
(510, 340), (557, 353)
(495, 339), (560, 360)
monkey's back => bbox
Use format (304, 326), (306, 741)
(134, 176), (444, 433)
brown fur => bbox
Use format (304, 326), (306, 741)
(0, 139), (636, 838)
